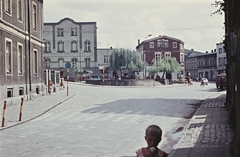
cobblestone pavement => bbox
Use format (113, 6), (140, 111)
(169, 93), (234, 157)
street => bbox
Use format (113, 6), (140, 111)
(0, 82), (225, 156)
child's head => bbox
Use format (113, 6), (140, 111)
(145, 125), (162, 148)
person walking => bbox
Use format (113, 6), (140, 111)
(48, 80), (53, 94)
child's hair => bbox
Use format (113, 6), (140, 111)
(145, 125), (162, 139)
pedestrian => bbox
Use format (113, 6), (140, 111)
(60, 76), (64, 89)
(136, 125), (168, 157)
(48, 80), (53, 94)
(200, 79), (204, 87)
(220, 76), (223, 90)
(187, 76), (191, 85)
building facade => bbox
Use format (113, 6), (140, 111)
(185, 49), (205, 80)
(216, 42), (226, 74)
(136, 35), (185, 77)
(197, 52), (217, 81)
(0, 0), (45, 101)
(43, 18), (97, 80)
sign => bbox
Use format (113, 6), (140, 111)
(65, 62), (71, 68)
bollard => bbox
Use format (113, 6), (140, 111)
(2, 101), (7, 127)
(19, 98), (24, 122)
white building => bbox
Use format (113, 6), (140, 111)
(43, 18), (97, 80)
(216, 42), (226, 74)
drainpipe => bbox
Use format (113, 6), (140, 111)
(27, 0), (32, 94)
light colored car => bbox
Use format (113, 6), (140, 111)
(201, 78), (208, 85)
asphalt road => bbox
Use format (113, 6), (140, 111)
(0, 81), (224, 156)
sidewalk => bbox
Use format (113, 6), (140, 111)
(0, 88), (77, 131)
(169, 93), (234, 157)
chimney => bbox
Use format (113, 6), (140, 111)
(206, 51), (208, 53)
(214, 49), (216, 52)
(191, 49), (194, 51)
(138, 39), (140, 45)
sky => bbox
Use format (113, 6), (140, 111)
(44, 0), (225, 52)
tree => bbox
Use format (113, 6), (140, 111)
(73, 63), (83, 81)
(109, 48), (146, 76)
(73, 63), (83, 74)
(151, 57), (181, 79)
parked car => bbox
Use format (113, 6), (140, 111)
(201, 78), (208, 85)
(90, 76), (101, 80)
(216, 74), (227, 89)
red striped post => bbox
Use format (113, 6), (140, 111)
(2, 101), (7, 127)
(19, 98), (24, 122)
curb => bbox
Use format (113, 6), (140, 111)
(168, 95), (220, 157)
(0, 92), (77, 131)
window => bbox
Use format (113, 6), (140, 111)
(180, 44), (183, 50)
(5, 0), (12, 15)
(5, 39), (12, 74)
(180, 53), (184, 63)
(219, 48), (222, 54)
(85, 58), (90, 67)
(224, 57), (227, 65)
(45, 41), (51, 53)
(7, 88), (13, 98)
(71, 28), (77, 36)
(58, 41), (64, 52)
(72, 58), (77, 68)
(155, 52), (161, 60)
(149, 42), (154, 48)
(71, 40), (77, 52)
(157, 40), (162, 47)
(205, 60), (208, 66)
(17, 0), (23, 21)
(18, 43), (23, 74)
(57, 28), (64, 36)
(104, 55), (108, 63)
(165, 52), (171, 58)
(19, 87), (24, 95)
(163, 40), (168, 48)
(172, 42), (177, 48)
(45, 58), (50, 68)
(32, 3), (37, 30)
(219, 58), (222, 66)
(84, 40), (91, 52)
(33, 50), (38, 75)
(58, 58), (64, 68)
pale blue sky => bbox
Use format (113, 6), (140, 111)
(44, 0), (224, 52)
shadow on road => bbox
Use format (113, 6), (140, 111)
(82, 98), (203, 119)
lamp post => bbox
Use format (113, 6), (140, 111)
(144, 34), (152, 79)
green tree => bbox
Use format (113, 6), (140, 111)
(73, 63), (84, 81)
(109, 48), (146, 75)
(73, 63), (83, 74)
(151, 57), (181, 79)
